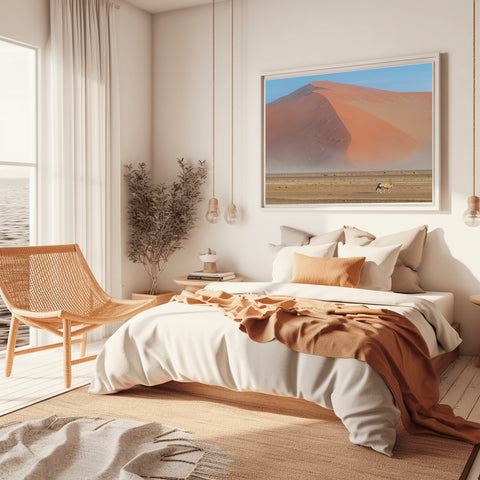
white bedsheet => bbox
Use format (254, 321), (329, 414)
(89, 283), (461, 456)
(412, 291), (454, 325)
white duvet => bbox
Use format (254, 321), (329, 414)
(89, 283), (461, 456)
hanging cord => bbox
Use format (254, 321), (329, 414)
(230, 0), (234, 203)
(212, 0), (216, 198)
(474, 0), (476, 196)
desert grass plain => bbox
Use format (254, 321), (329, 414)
(265, 169), (432, 205)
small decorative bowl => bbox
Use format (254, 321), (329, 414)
(199, 254), (218, 263)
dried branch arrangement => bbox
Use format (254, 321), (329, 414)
(124, 158), (207, 294)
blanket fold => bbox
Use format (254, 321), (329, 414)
(174, 289), (480, 444)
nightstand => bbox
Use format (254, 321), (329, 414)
(173, 275), (243, 293)
(469, 294), (480, 366)
(131, 291), (176, 304)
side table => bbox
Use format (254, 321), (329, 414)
(173, 275), (243, 293)
(469, 294), (480, 366)
(131, 291), (176, 305)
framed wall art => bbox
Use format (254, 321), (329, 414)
(262, 53), (440, 209)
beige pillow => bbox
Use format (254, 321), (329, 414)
(268, 226), (312, 255)
(337, 243), (402, 291)
(280, 225), (311, 246)
(272, 243), (337, 283)
(270, 226), (343, 254)
(309, 227), (345, 256)
(344, 226), (375, 246)
(309, 227), (345, 246)
(344, 225), (428, 293)
(291, 253), (365, 288)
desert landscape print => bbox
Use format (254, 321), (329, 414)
(264, 61), (435, 205)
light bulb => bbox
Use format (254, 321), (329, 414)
(463, 195), (480, 227)
(225, 203), (238, 224)
(205, 197), (220, 224)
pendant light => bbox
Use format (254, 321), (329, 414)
(464, 0), (480, 226)
(206, 0), (220, 224)
(225, 0), (239, 224)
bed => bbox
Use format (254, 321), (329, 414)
(90, 225), (476, 456)
(90, 281), (461, 456)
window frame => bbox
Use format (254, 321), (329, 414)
(0, 36), (39, 246)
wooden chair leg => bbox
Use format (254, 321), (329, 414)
(5, 315), (19, 377)
(80, 333), (87, 358)
(63, 318), (72, 389)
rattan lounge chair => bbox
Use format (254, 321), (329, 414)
(0, 244), (160, 388)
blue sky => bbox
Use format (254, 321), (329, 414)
(265, 62), (433, 104)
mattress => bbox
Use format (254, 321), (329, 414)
(412, 291), (454, 325)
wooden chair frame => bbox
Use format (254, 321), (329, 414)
(0, 244), (159, 388)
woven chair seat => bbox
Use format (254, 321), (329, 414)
(0, 244), (159, 388)
(14, 300), (156, 328)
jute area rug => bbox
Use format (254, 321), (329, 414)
(0, 381), (476, 480)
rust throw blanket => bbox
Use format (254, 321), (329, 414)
(174, 289), (480, 444)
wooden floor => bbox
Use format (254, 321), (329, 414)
(0, 351), (479, 478)
(439, 356), (480, 480)
(439, 355), (480, 422)
(0, 340), (103, 416)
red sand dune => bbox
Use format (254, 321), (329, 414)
(265, 81), (432, 173)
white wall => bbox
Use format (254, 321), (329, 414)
(152, 0), (480, 354)
(115, 1), (154, 297)
(0, 0), (49, 47)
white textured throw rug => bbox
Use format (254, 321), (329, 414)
(0, 416), (232, 479)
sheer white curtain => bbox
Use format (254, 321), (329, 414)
(34, 0), (120, 345)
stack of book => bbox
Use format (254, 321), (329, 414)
(187, 271), (236, 281)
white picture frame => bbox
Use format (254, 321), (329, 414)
(261, 53), (441, 210)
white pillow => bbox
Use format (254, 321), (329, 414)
(337, 243), (402, 291)
(272, 243), (337, 283)
(343, 225), (428, 293)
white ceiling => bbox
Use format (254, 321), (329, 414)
(124, 0), (210, 14)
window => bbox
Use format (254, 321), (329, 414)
(0, 38), (37, 350)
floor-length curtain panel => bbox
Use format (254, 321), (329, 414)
(34, 0), (119, 345)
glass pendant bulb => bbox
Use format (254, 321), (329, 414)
(225, 203), (238, 224)
(463, 195), (480, 227)
(205, 197), (220, 224)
